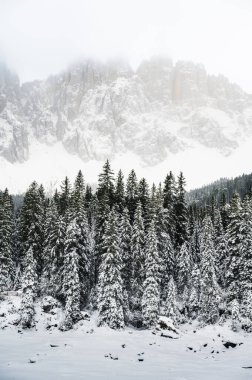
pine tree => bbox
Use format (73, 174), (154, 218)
(71, 172), (91, 303)
(126, 169), (138, 223)
(226, 193), (242, 297)
(174, 173), (188, 248)
(20, 246), (37, 328)
(115, 169), (125, 214)
(95, 161), (115, 282)
(190, 220), (201, 264)
(177, 242), (192, 293)
(146, 184), (158, 228)
(130, 202), (145, 312)
(230, 299), (241, 332)
(61, 219), (82, 329)
(138, 178), (150, 225)
(213, 209), (228, 286)
(97, 209), (124, 329)
(0, 190), (15, 292)
(163, 171), (176, 242)
(59, 177), (72, 216)
(97, 160), (115, 207)
(20, 181), (44, 273)
(156, 205), (175, 301)
(199, 217), (220, 324)
(119, 208), (132, 293)
(71, 170), (85, 210)
(142, 220), (160, 328)
(239, 196), (252, 301)
(42, 200), (66, 298)
(163, 277), (179, 324)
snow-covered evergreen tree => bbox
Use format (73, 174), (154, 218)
(20, 246), (37, 328)
(115, 169), (125, 214)
(138, 177), (150, 226)
(61, 219), (82, 329)
(226, 193), (242, 297)
(174, 172), (188, 248)
(163, 276), (179, 324)
(0, 190), (15, 292)
(199, 217), (220, 324)
(119, 208), (132, 292)
(97, 209), (124, 329)
(20, 181), (44, 273)
(126, 169), (139, 223)
(130, 202), (145, 312)
(42, 200), (66, 298)
(177, 242), (192, 293)
(142, 220), (160, 328)
(156, 205), (175, 301)
(163, 171), (176, 242)
(239, 196), (252, 300)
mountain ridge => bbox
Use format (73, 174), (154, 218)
(1, 57), (252, 192)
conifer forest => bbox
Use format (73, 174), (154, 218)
(1, 160), (252, 333)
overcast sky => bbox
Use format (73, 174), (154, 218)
(0, 0), (252, 92)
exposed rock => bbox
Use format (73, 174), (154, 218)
(0, 57), (251, 175)
(223, 341), (238, 348)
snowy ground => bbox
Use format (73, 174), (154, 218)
(0, 297), (252, 380)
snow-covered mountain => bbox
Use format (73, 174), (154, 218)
(1, 57), (252, 192)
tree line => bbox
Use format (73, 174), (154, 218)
(0, 160), (252, 331)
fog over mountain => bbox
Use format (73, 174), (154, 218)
(1, 57), (252, 192)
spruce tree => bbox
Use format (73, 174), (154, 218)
(163, 276), (179, 324)
(226, 193), (242, 297)
(97, 160), (115, 207)
(20, 246), (37, 328)
(115, 169), (125, 214)
(174, 172), (188, 248)
(119, 207), (132, 292)
(20, 181), (44, 273)
(59, 177), (72, 216)
(126, 169), (138, 223)
(42, 200), (66, 298)
(138, 177), (150, 225)
(0, 190), (15, 292)
(163, 171), (176, 242)
(130, 202), (145, 312)
(239, 196), (252, 302)
(177, 242), (192, 294)
(61, 219), (82, 329)
(199, 217), (220, 324)
(142, 220), (160, 328)
(97, 209), (124, 329)
(156, 205), (175, 301)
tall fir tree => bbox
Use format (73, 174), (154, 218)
(199, 217), (220, 324)
(138, 177), (150, 226)
(226, 192), (242, 297)
(97, 209), (124, 329)
(177, 242), (192, 294)
(0, 190), (15, 292)
(130, 202), (145, 313)
(20, 246), (37, 328)
(115, 169), (125, 214)
(142, 220), (160, 328)
(174, 172), (188, 249)
(126, 169), (139, 223)
(239, 196), (252, 307)
(163, 171), (176, 242)
(61, 219), (82, 329)
(163, 276), (179, 324)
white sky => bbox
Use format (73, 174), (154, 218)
(0, 0), (252, 92)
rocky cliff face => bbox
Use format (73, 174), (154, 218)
(0, 57), (251, 167)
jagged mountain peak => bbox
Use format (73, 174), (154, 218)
(0, 56), (252, 191)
